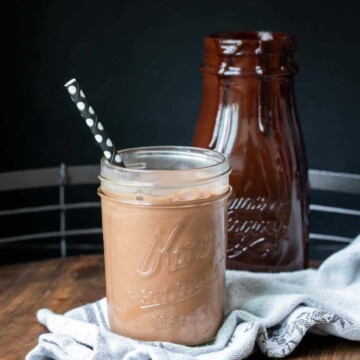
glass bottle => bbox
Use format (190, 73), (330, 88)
(193, 32), (309, 271)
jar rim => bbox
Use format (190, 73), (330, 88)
(100, 146), (231, 189)
(101, 146), (229, 174)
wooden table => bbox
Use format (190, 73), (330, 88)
(0, 255), (359, 359)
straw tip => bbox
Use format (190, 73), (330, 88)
(64, 78), (77, 87)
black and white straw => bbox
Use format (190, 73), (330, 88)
(64, 78), (125, 167)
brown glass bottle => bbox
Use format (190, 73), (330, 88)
(193, 32), (309, 272)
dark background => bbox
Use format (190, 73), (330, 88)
(1, 0), (359, 264)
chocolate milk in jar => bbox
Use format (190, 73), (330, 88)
(193, 32), (309, 272)
(98, 146), (231, 345)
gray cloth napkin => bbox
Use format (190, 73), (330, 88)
(27, 235), (360, 360)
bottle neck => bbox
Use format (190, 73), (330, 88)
(202, 32), (297, 78)
(194, 32), (299, 152)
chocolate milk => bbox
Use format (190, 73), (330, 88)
(98, 146), (231, 345)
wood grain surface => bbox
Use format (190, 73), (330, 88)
(0, 255), (359, 359)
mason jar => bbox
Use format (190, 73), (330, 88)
(98, 146), (231, 345)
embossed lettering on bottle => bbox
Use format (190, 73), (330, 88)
(227, 196), (290, 260)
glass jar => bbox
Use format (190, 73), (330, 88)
(193, 32), (309, 272)
(98, 146), (231, 345)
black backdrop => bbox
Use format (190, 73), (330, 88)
(3, 0), (360, 173)
(1, 0), (360, 264)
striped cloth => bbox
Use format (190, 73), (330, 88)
(27, 235), (360, 360)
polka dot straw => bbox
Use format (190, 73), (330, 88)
(64, 78), (125, 167)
